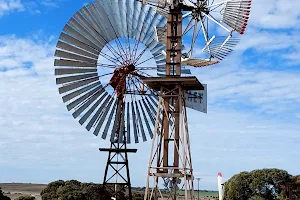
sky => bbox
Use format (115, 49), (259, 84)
(0, 0), (300, 191)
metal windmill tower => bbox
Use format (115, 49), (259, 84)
(140, 0), (252, 199)
(53, 0), (251, 199)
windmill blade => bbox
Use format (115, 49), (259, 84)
(138, 100), (153, 139)
(135, 101), (147, 142)
(221, 0), (252, 35)
(203, 36), (240, 61)
(55, 0), (171, 144)
(79, 94), (111, 125)
(62, 81), (100, 103)
(55, 68), (97, 76)
(85, 96), (114, 132)
(72, 90), (106, 118)
(66, 84), (103, 111)
(182, 58), (219, 68)
(131, 101), (139, 143)
(100, 99), (118, 140)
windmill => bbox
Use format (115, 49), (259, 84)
(140, 0), (252, 199)
(54, 0), (251, 199)
(54, 0), (181, 198)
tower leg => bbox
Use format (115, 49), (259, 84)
(100, 142), (137, 200)
(101, 97), (137, 200)
(144, 86), (195, 200)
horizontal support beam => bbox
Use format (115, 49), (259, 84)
(109, 161), (127, 164)
(99, 148), (137, 153)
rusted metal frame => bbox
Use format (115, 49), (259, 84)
(157, 113), (165, 172)
(110, 97), (124, 142)
(129, 76), (144, 95)
(183, 97), (194, 176)
(174, 86), (180, 174)
(134, 77), (158, 96)
(119, 105), (126, 143)
(166, 9), (182, 75)
(182, 93), (195, 198)
(145, 96), (163, 199)
(134, 76), (145, 94)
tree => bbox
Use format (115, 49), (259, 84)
(41, 180), (65, 200)
(250, 168), (291, 200)
(81, 183), (111, 200)
(41, 180), (117, 200)
(224, 171), (253, 200)
(290, 175), (300, 199)
(224, 168), (292, 200)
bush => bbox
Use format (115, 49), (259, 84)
(41, 180), (113, 200)
(0, 187), (11, 200)
(15, 195), (35, 200)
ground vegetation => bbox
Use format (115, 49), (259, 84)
(224, 168), (300, 200)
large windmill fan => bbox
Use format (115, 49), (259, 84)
(54, 0), (184, 144)
(142, 0), (252, 67)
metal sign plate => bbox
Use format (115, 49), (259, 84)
(184, 84), (207, 113)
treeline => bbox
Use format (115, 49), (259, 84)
(40, 180), (143, 200)
(224, 168), (300, 200)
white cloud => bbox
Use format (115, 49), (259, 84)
(40, 0), (59, 8)
(0, 0), (24, 17)
(249, 0), (300, 29)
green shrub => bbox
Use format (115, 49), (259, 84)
(15, 195), (35, 200)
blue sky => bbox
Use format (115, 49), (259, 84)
(0, 0), (300, 191)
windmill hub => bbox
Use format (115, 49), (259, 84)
(109, 64), (136, 96)
(192, 4), (209, 19)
